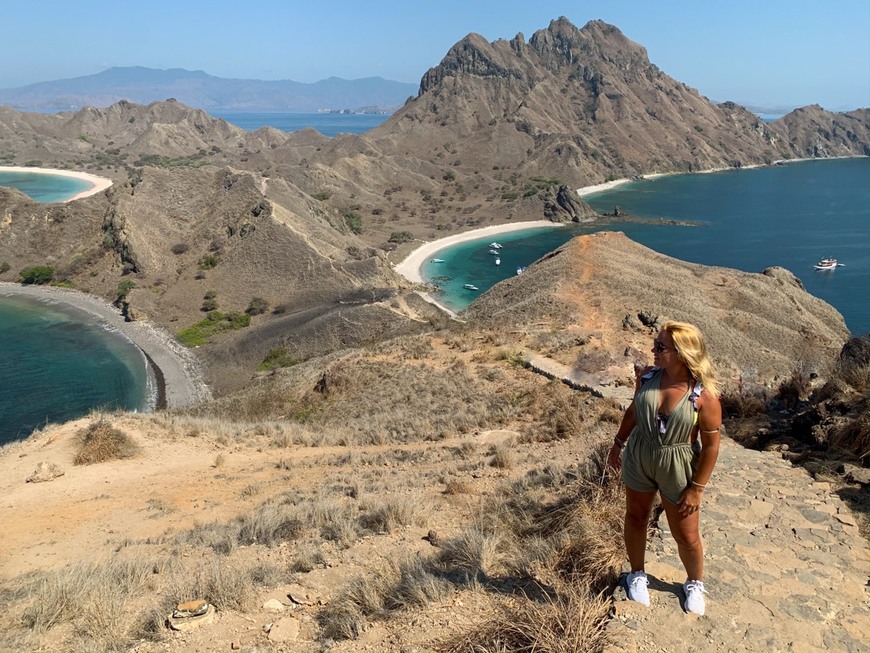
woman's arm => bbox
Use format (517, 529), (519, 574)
(677, 390), (722, 515)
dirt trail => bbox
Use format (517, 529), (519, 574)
(606, 437), (870, 653)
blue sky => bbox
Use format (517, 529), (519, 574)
(4, 0), (868, 110)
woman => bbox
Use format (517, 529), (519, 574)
(607, 321), (722, 615)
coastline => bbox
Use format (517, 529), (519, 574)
(0, 283), (210, 410)
(394, 155), (870, 315)
(394, 220), (563, 284)
(0, 166), (113, 201)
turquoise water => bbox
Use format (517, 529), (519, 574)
(0, 170), (92, 203)
(424, 158), (870, 336)
(210, 111), (389, 136)
(0, 294), (151, 445)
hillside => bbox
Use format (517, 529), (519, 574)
(0, 15), (868, 653)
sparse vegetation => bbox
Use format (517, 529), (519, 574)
(73, 418), (139, 465)
(388, 230), (414, 243)
(177, 311), (251, 347)
(171, 243), (189, 255)
(343, 210), (363, 234)
(258, 347), (299, 371)
(116, 279), (136, 300)
(246, 296), (269, 315)
(19, 265), (54, 285)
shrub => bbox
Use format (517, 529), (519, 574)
(0, 261), (10, 274)
(388, 231), (414, 244)
(170, 243), (189, 255)
(116, 279), (136, 300)
(19, 265), (54, 285)
(341, 210), (362, 234)
(202, 290), (218, 312)
(177, 311), (251, 347)
(199, 254), (219, 270)
(74, 418), (139, 465)
(501, 192), (519, 201)
(258, 347), (299, 371)
(312, 191), (331, 201)
(246, 297), (269, 315)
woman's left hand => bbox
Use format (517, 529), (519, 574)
(677, 486), (703, 517)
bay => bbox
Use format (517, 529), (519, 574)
(0, 294), (152, 445)
(423, 158), (870, 337)
(0, 170), (91, 203)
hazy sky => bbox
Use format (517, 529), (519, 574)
(3, 0), (868, 110)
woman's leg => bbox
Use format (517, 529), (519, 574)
(661, 498), (703, 580)
(624, 486), (658, 571)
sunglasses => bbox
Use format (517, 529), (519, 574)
(653, 340), (674, 353)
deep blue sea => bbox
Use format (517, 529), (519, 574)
(423, 158), (870, 337)
(0, 293), (150, 445)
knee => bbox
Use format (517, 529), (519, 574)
(625, 508), (651, 530)
(673, 529), (702, 550)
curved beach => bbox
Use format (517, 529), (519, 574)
(393, 177), (658, 286)
(0, 166), (113, 201)
(0, 283), (210, 409)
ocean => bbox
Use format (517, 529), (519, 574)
(0, 293), (150, 445)
(423, 158), (870, 337)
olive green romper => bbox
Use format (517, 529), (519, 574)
(622, 367), (701, 504)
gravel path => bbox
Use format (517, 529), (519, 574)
(0, 283), (210, 409)
(605, 437), (870, 653)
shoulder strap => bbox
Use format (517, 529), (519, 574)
(689, 379), (703, 411)
(639, 366), (659, 386)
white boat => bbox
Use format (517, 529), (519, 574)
(495, 258), (501, 265)
(814, 257), (841, 270)
(431, 258), (445, 263)
(489, 242), (503, 249)
(516, 266), (526, 275)
(463, 283), (479, 291)
(488, 249), (500, 255)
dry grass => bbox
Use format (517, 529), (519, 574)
(73, 417), (139, 465)
(442, 582), (612, 653)
(319, 556), (453, 640)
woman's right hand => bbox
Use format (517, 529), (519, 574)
(607, 443), (623, 471)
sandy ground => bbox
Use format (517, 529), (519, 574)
(0, 165), (113, 201)
(0, 283), (210, 409)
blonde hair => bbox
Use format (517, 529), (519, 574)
(663, 321), (720, 397)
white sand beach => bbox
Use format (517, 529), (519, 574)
(0, 166), (113, 201)
(0, 283), (210, 409)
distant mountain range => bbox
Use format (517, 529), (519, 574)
(0, 67), (419, 113)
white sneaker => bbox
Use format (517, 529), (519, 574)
(625, 570), (650, 606)
(683, 579), (706, 615)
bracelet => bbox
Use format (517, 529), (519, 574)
(700, 428), (720, 434)
(613, 438), (627, 448)
(692, 481), (707, 488)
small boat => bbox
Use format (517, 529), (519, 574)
(495, 257), (501, 265)
(516, 266), (526, 275)
(488, 249), (500, 255)
(489, 242), (503, 249)
(463, 284), (479, 291)
(814, 257), (841, 270)
(431, 258), (445, 263)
